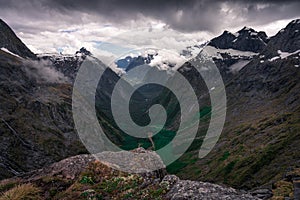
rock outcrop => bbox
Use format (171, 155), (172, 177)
(0, 151), (259, 200)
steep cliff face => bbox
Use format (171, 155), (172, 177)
(0, 43), (87, 180)
(0, 19), (35, 59)
(0, 24), (86, 179)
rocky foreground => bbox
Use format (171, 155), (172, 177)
(0, 149), (260, 200)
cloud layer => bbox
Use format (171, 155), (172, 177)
(2, 0), (300, 32)
(0, 0), (299, 57)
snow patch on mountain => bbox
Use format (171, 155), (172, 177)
(180, 42), (207, 58)
(267, 49), (300, 62)
(37, 53), (80, 60)
(268, 56), (280, 62)
(204, 46), (258, 59)
(278, 49), (300, 59)
(1, 47), (22, 58)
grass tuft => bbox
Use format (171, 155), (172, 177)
(0, 183), (41, 200)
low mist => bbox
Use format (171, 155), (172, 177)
(23, 59), (69, 84)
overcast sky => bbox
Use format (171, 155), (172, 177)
(0, 0), (299, 62)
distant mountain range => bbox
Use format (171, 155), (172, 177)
(116, 54), (155, 72)
(0, 18), (299, 199)
(209, 26), (269, 52)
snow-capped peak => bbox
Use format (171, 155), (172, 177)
(208, 26), (269, 53)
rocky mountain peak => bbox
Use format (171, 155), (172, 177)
(0, 19), (36, 59)
(116, 53), (156, 72)
(212, 30), (237, 46)
(237, 26), (269, 42)
(262, 18), (300, 56)
(238, 26), (255, 33)
(209, 26), (269, 53)
(75, 47), (92, 56)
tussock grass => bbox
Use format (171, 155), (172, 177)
(0, 183), (41, 200)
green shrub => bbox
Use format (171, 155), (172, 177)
(80, 176), (94, 185)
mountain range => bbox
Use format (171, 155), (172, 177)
(0, 18), (299, 199)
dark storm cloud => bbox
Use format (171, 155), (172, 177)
(41, 0), (300, 32)
(0, 0), (300, 33)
